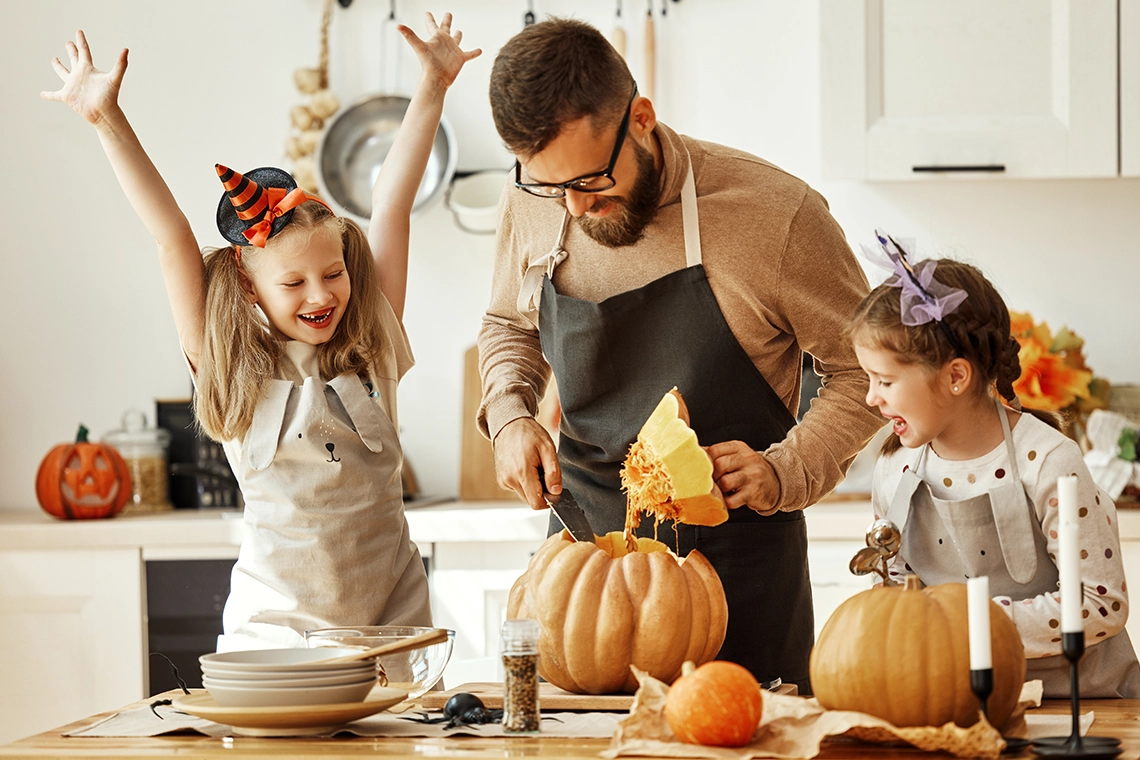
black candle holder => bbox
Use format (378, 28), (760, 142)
(1030, 631), (1121, 759)
(972, 667), (1032, 753)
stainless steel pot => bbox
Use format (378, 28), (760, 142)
(316, 93), (457, 224)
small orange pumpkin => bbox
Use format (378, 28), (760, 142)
(36, 424), (131, 520)
(665, 660), (762, 747)
(809, 575), (1026, 730)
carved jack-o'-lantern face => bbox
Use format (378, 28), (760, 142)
(36, 425), (131, 520)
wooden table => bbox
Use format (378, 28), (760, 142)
(2, 696), (1139, 759)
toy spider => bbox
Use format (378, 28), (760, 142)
(402, 692), (504, 729)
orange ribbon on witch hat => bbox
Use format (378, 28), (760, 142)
(215, 164), (331, 248)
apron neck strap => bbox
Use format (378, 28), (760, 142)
(995, 397), (1021, 481)
(679, 144), (702, 267)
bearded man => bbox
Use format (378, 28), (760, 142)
(476, 17), (883, 693)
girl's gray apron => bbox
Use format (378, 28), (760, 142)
(218, 342), (431, 651)
(883, 400), (1140, 697)
(517, 149), (814, 691)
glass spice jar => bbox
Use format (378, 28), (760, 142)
(104, 409), (173, 515)
(501, 618), (540, 734)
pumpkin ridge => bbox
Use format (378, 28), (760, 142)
(533, 541), (596, 692)
(629, 551), (691, 685)
(595, 553), (637, 691)
(562, 548), (621, 692)
(681, 550), (728, 664)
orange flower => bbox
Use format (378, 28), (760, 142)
(1008, 310), (1036, 338)
(1013, 335), (1093, 412)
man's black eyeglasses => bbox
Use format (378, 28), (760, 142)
(514, 83), (638, 199)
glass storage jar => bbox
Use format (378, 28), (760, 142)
(105, 409), (173, 515)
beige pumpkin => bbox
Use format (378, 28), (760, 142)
(809, 575), (1026, 730)
(506, 530), (728, 694)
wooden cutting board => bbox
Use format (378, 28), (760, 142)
(422, 682), (634, 711)
(459, 345), (512, 500)
(422, 680), (798, 711)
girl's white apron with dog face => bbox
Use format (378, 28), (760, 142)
(884, 402), (1140, 697)
(217, 341), (430, 651)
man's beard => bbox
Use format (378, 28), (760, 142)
(574, 141), (660, 248)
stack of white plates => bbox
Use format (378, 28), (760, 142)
(200, 649), (378, 707)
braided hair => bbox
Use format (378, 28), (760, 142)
(848, 259), (1060, 455)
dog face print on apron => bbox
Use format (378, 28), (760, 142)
(218, 341), (430, 651)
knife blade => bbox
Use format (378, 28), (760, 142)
(543, 488), (596, 544)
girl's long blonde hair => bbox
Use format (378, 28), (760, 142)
(193, 201), (389, 441)
(848, 259), (1060, 455)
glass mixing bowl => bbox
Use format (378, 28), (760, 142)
(304, 626), (455, 699)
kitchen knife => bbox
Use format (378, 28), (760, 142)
(544, 488), (596, 544)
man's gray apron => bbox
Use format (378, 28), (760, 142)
(884, 400), (1140, 697)
(518, 150), (814, 691)
(218, 341), (431, 651)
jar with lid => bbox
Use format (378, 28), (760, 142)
(501, 618), (540, 733)
(104, 409), (173, 515)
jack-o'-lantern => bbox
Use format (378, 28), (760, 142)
(36, 425), (131, 520)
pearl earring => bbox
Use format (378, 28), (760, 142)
(953, 386), (960, 393)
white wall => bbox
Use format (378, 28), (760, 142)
(3, 0), (1138, 512)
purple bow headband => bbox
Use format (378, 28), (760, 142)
(860, 230), (968, 327)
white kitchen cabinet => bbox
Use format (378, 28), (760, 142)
(822, 0), (1119, 180)
(428, 540), (537, 665)
(1122, 0), (1140, 175)
(0, 548), (144, 745)
(808, 540), (874, 638)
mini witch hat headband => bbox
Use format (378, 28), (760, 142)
(860, 229), (968, 356)
(215, 165), (332, 248)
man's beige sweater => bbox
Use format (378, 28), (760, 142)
(477, 122), (885, 512)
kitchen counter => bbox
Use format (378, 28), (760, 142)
(0, 497), (886, 551)
(2, 694), (1139, 759)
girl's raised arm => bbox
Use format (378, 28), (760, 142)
(41, 30), (206, 366)
(367, 12), (480, 320)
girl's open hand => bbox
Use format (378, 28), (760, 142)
(40, 30), (127, 126)
(397, 12), (481, 89)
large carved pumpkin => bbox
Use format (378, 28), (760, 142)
(36, 425), (131, 520)
(507, 530), (728, 694)
(809, 575), (1026, 730)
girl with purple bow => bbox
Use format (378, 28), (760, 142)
(849, 230), (1140, 698)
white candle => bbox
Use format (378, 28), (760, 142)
(1058, 475), (1083, 633)
(967, 576), (992, 670)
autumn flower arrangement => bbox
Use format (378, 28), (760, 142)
(1009, 310), (1110, 439)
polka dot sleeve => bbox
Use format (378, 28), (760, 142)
(995, 444), (1128, 660)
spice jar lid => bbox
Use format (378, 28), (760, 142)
(104, 409), (171, 456)
(501, 619), (540, 654)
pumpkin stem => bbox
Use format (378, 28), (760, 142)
(681, 660), (696, 677)
(903, 574), (921, 591)
(76, 424), (89, 444)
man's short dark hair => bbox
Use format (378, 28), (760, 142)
(489, 17), (633, 159)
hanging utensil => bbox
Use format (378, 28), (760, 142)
(644, 0), (655, 100)
(611, 0), (627, 59)
(316, 0), (457, 223)
(524, 0), (536, 26)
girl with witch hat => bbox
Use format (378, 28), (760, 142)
(42, 16), (480, 649)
